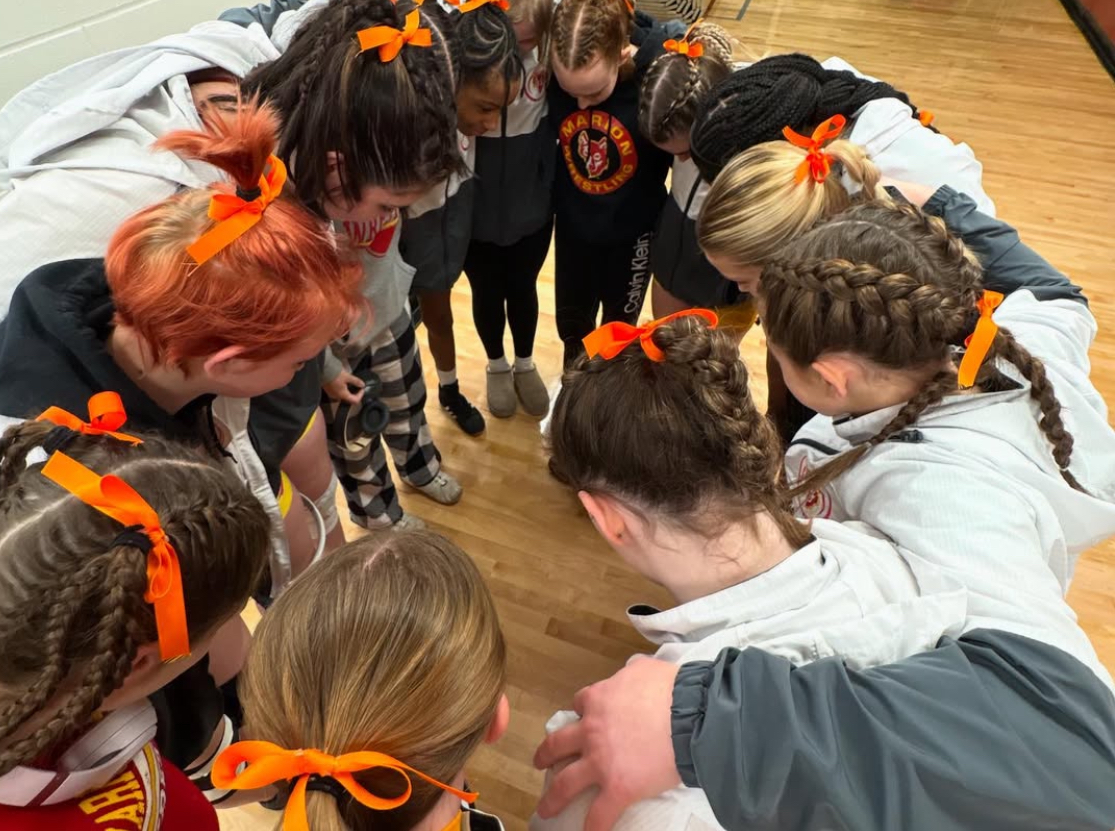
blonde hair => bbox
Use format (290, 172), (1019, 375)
(697, 137), (889, 267)
(551, 0), (632, 71)
(506, 0), (554, 59)
(239, 532), (507, 831)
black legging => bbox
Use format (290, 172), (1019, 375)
(464, 217), (553, 362)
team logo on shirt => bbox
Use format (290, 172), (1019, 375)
(342, 210), (400, 258)
(524, 65), (548, 102)
(559, 110), (639, 195)
(794, 456), (833, 520)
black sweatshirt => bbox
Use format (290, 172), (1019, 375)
(548, 12), (673, 244)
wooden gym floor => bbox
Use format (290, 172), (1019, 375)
(222, 0), (1115, 828)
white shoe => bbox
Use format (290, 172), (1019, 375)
(411, 471), (463, 506)
(391, 513), (428, 532)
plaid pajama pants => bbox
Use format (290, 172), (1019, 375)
(323, 309), (442, 524)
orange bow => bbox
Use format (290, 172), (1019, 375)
(782, 114), (846, 185)
(956, 290), (1004, 388)
(212, 741), (476, 831)
(41, 452), (190, 662)
(448, 0), (510, 11)
(583, 309), (719, 363)
(918, 110), (935, 127)
(663, 38), (704, 58)
(187, 154), (287, 265)
(357, 10), (433, 62)
(37, 392), (142, 445)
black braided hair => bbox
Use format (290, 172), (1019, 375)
(690, 53), (931, 183)
(456, 3), (524, 99)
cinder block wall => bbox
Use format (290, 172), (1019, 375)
(1, 0), (234, 104)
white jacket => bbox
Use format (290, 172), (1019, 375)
(533, 519), (969, 831)
(786, 291), (1115, 691)
(0, 20), (280, 315)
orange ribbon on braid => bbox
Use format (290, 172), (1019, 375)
(956, 290), (1004, 388)
(41, 452), (190, 662)
(663, 38), (703, 58)
(37, 392), (142, 445)
(781, 114), (846, 185)
(212, 741), (477, 831)
(447, 0), (510, 11)
(187, 154), (287, 265)
(583, 309), (719, 363)
(918, 110), (935, 127)
(357, 10), (433, 62)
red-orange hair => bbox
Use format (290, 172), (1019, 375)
(105, 101), (364, 366)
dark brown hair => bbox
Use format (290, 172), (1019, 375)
(551, 0), (632, 73)
(239, 532), (507, 831)
(760, 201), (1083, 494)
(638, 23), (732, 145)
(0, 422), (270, 774)
(243, 0), (464, 209)
(548, 316), (811, 547)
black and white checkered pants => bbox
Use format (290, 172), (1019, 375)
(323, 309), (442, 524)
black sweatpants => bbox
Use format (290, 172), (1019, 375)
(464, 217), (553, 362)
(554, 218), (654, 367)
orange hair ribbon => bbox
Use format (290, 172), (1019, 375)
(956, 290), (1004, 388)
(37, 392), (142, 445)
(40, 452), (190, 661)
(212, 741), (477, 831)
(583, 309), (719, 363)
(781, 114), (846, 185)
(448, 0), (510, 11)
(357, 10), (433, 62)
(663, 38), (704, 58)
(187, 154), (288, 265)
(918, 110), (935, 127)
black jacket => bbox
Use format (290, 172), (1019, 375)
(548, 12), (672, 243)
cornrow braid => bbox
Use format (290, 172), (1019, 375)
(551, 0), (632, 71)
(549, 316), (811, 547)
(455, 4), (524, 102)
(690, 53), (929, 183)
(242, 0), (463, 208)
(760, 201), (1084, 496)
(0, 423), (270, 775)
(638, 24), (732, 146)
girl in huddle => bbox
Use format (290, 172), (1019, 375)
(0, 421), (270, 829)
(211, 532), (510, 831)
(535, 311), (968, 831)
(637, 22), (744, 318)
(240, 0), (470, 529)
(464, 0), (556, 419)
(765, 198), (1115, 691)
(0, 103), (360, 792)
(400, 0), (527, 435)
(548, 0), (674, 367)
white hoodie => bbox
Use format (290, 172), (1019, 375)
(0, 20), (279, 314)
(533, 518), (969, 831)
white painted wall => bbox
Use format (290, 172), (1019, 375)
(0, 0), (236, 105)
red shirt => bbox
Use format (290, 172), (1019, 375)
(0, 741), (217, 831)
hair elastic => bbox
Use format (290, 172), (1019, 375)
(781, 114), (846, 184)
(187, 154), (287, 265)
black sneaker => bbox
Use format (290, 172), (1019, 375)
(439, 382), (486, 436)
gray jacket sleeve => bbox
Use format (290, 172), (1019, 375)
(923, 185), (1087, 306)
(672, 629), (1115, 831)
(219, 0), (308, 33)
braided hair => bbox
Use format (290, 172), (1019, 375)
(690, 53), (930, 183)
(548, 316), (811, 547)
(551, 0), (633, 71)
(638, 23), (733, 146)
(759, 201), (1084, 495)
(242, 0), (463, 209)
(455, 4), (524, 103)
(0, 422), (270, 775)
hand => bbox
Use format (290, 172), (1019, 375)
(533, 657), (682, 831)
(323, 370), (364, 405)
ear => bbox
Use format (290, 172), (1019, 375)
(119, 642), (163, 692)
(811, 355), (854, 400)
(203, 345), (249, 379)
(620, 44), (637, 62)
(484, 694), (510, 744)
(578, 491), (629, 548)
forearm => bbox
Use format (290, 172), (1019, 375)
(672, 631), (1115, 831)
